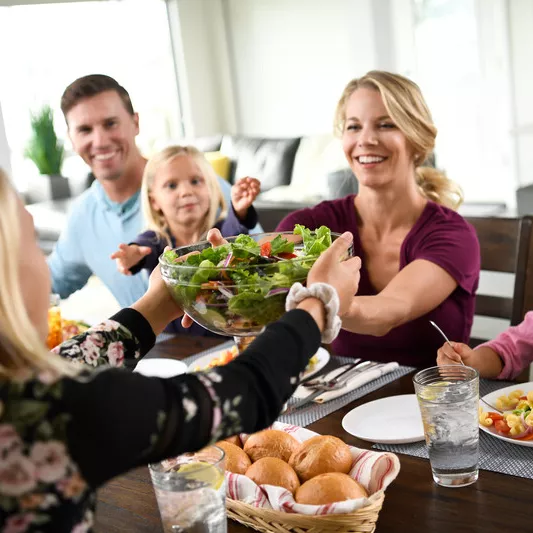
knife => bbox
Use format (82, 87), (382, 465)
(287, 361), (375, 412)
(285, 389), (326, 413)
(299, 359), (361, 387)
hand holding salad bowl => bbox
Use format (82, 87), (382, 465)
(159, 225), (356, 353)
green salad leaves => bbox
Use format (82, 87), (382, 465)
(160, 225), (337, 332)
(294, 224), (332, 256)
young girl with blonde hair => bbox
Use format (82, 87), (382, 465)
(111, 145), (260, 334)
(0, 166), (361, 531)
(277, 70), (480, 367)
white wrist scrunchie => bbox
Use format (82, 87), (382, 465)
(285, 282), (341, 344)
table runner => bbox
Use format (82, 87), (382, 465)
(181, 340), (414, 428)
(373, 379), (533, 480)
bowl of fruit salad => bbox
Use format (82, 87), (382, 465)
(159, 225), (351, 351)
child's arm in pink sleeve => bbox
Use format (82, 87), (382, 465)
(479, 311), (533, 379)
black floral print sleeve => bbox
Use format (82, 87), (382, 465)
(52, 308), (155, 367)
(0, 308), (320, 532)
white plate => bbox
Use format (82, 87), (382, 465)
(479, 381), (533, 447)
(303, 348), (330, 379)
(342, 394), (425, 444)
(188, 346), (330, 377)
(133, 358), (187, 378)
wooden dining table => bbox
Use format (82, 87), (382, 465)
(95, 335), (531, 533)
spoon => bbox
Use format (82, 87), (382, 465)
(429, 320), (466, 366)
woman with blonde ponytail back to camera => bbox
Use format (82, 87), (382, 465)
(0, 168), (361, 532)
(277, 70), (480, 368)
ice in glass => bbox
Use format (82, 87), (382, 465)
(149, 446), (226, 533)
(413, 365), (479, 487)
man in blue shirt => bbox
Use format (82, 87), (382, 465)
(48, 74), (240, 308)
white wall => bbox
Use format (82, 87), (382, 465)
(408, 0), (516, 207)
(0, 103), (11, 175)
(170, 0), (237, 137)
(170, 0), (382, 138)
(224, 0), (376, 136)
(167, 0), (526, 206)
(508, 0), (533, 189)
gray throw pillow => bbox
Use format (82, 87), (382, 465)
(220, 135), (301, 191)
(322, 168), (358, 200)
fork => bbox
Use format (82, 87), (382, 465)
(308, 361), (381, 391)
(287, 361), (381, 412)
(480, 397), (505, 414)
(430, 320), (466, 366)
(300, 359), (361, 387)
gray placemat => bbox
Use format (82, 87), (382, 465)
(373, 379), (533, 480)
(279, 359), (414, 427)
(182, 342), (414, 428)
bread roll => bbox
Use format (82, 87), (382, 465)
(215, 441), (251, 475)
(243, 429), (301, 463)
(289, 435), (352, 481)
(295, 472), (368, 505)
(245, 457), (300, 494)
(224, 435), (242, 448)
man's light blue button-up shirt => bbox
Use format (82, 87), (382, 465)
(48, 180), (149, 308)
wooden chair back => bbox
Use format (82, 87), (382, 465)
(466, 216), (533, 346)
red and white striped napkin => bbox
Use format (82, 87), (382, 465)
(225, 422), (400, 515)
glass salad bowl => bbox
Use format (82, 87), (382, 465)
(159, 226), (351, 353)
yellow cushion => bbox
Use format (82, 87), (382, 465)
(204, 151), (231, 180)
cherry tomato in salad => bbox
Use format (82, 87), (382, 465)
(494, 420), (511, 434)
(260, 242), (272, 257)
(277, 252), (298, 259)
(487, 412), (504, 421)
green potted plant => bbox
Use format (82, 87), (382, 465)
(24, 105), (69, 204)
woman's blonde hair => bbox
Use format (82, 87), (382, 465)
(334, 70), (463, 210)
(0, 168), (77, 379)
(141, 145), (228, 245)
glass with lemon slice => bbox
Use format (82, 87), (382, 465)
(413, 366), (479, 488)
(149, 446), (226, 532)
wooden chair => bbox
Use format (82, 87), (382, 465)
(466, 216), (533, 349)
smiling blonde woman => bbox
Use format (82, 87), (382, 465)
(277, 70), (480, 368)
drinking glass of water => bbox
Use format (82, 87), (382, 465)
(149, 446), (227, 533)
(413, 365), (479, 488)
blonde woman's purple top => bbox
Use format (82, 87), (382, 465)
(276, 195), (480, 368)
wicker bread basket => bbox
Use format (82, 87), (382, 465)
(224, 422), (398, 533)
(226, 491), (385, 533)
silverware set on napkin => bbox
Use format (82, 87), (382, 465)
(287, 360), (383, 412)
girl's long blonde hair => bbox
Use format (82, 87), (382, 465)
(0, 168), (77, 379)
(334, 70), (463, 210)
(141, 145), (228, 245)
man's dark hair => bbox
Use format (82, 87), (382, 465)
(60, 74), (135, 120)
